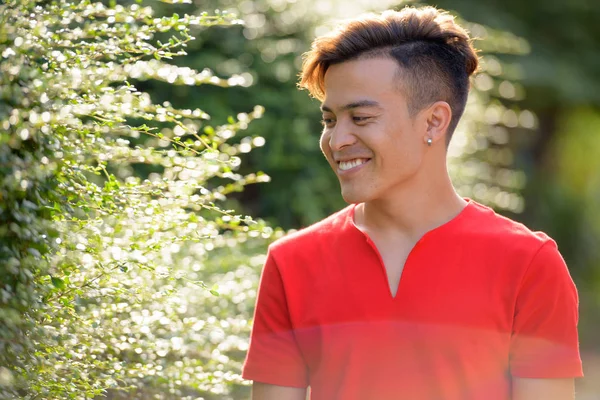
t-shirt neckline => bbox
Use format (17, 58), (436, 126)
(346, 197), (474, 241)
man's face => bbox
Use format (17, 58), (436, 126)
(320, 57), (427, 204)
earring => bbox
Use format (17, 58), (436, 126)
(426, 138), (432, 147)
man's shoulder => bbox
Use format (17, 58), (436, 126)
(270, 205), (353, 254)
(466, 200), (553, 250)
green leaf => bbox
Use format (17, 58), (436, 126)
(51, 277), (65, 289)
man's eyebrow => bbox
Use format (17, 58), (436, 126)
(320, 100), (382, 113)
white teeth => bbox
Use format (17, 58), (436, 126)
(339, 158), (368, 171)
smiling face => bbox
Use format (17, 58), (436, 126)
(320, 57), (429, 204)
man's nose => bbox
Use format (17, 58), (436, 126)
(328, 121), (357, 151)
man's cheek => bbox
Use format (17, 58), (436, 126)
(319, 133), (330, 157)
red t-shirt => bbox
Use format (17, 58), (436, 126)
(242, 200), (583, 399)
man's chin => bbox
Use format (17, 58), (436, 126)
(341, 188), (369, 205)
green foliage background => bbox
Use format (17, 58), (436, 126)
(0, 0), (598, 398)
(0, 1), (275, 398)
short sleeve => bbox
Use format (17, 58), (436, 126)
(242, 249), (309, 388)
(509, 240), (583, 378)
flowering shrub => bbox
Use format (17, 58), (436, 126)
(0, 1), (274, 398)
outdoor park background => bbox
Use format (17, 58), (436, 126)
(0, 0), (598, 399)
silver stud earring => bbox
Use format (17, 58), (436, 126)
(427, 138), (433, 147)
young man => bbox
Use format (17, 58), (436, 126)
(242, 6), (583, 400)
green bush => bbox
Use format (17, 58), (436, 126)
(0, 0), (274, 398)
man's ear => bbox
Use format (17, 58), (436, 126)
(424, 101), (452, 146)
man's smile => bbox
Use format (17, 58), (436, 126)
(337, 158), (371, 173)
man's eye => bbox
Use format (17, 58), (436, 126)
(353, 116), (371, 123)
(321, 118), (335, 127)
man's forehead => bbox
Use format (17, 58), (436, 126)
(324, 57), (400, 82)
(322, 59), (405, 111)
(320, 99), (383, 113)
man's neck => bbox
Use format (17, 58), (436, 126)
(354, 172), (467, 242)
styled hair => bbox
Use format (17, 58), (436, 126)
(299, 6), (479, 140)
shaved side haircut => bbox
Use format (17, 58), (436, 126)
(299, 6), (479, 141)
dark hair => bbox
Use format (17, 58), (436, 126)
(299, 6), (479, 141)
